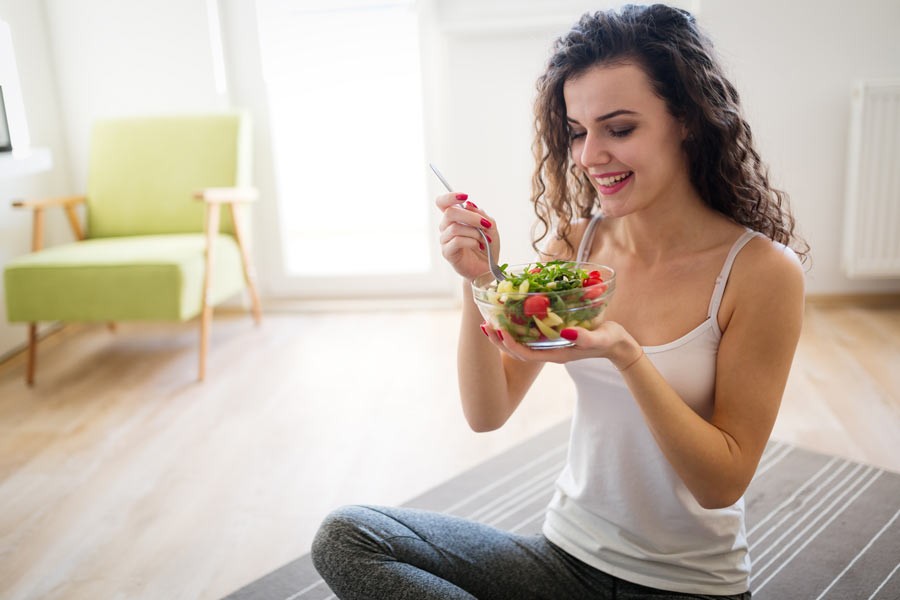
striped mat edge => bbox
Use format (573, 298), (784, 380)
(224, 420), (900, 600)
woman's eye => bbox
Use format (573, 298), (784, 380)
(569, 131), (586, 142)
(609, 126), (635, 138)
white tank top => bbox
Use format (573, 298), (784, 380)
(542, 216), (768, 595)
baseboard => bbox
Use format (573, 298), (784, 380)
(805, 292), (900, 307)
(2, 295), (892, 369)
(0, 322), (68, 369)
(260, 296), (461, 313)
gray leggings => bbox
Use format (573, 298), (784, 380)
(311, 505), (751, 600)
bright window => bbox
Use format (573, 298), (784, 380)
(256, 0), (431, 282)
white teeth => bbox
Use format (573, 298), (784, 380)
(597, 172), (631, 186)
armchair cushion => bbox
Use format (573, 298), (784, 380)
(86, 114), (251, 238)
(4, 233), (245, 322)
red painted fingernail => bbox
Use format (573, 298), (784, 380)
(479, 242), (485, 250)
(465, 200), (478, 209)
(496, 330), (504, 341)
(455, 193), (468, 201)
(480, 323), (489, 337)
(560, 329), (578, 341)
(485, 234), (492, 244)
(480, 218), (492, 229)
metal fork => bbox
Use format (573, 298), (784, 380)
(429, 163), (506, 281)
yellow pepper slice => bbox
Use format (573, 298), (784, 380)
(533, 315), (561, 339)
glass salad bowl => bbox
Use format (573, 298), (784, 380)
(471, 261), (616, 349)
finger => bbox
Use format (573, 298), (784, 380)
(439, 210), (497, 253)
(501, 327), (591, 362)
(456, 199), (485, 218)
(438, 223), (496, 257)
(506, 342), (576, 364)
(435, 192), (471, 211)
(554, 326), (602, 354)
(478, 320), (508, 352)
(447, 205), (496, 232)
(440, 223), (492, 252)
(560, 327), (581, 343)
(488, 327), (534, 361)
(439, 204), (493, 233)
(441, 235), (485, 261)
(439, 222), (482, 244)
(480, 320), (508, 343)
(560, 323), (619, 349)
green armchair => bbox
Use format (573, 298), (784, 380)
(3, 112), (262, 385)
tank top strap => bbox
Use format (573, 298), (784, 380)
(707, 229), (762, 319)
(576, 214), (604, 262)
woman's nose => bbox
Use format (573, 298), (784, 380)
(580, 133), (612, 167)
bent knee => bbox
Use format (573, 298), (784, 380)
(311, 505), (379, 571)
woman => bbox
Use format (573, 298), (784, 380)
(312, 4), (807, 598)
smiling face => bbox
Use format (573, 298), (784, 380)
(564, 62), (693, 218)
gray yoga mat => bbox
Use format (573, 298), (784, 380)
(224, 420), (900, 600)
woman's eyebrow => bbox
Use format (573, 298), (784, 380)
(566, 109), (639, 125)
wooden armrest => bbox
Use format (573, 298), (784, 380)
(193, 187), (259, 204)
(11, 195), (86, 210)
(11, 196), (86, 249)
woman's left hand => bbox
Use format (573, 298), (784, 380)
(480, 320), (643, 370)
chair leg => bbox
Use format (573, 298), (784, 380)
(26, 323), (37, 386)
(246, 277), (263, 326)
(199, 202), (221, 382)
(199, 305), (211, 382)
(228, 203), (262, 325)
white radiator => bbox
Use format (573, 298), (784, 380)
(842, 80), (900, 278)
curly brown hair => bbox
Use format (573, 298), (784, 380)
(531, 4), (808, 262)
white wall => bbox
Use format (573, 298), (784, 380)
(432, 0), (900, 295)
(0, 1), (71, 360)
(1, 0), (898, 359)
(703, 0), (900, 293)
(34, 0), (900, 296)
(42, 0), (226, 191)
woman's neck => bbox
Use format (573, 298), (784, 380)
(606, 190), (729, 266)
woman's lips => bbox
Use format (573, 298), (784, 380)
(593, 171), (633, 195)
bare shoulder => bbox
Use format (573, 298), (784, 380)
(539, 216), (596, 262)
(727, 235), (806, 322)
(734, 235), (805, 293)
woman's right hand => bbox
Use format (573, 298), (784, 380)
(436, 192), (500, 282)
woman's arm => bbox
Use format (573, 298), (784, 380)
(492, 237), (805, 508)
(621, 239), (805, 508)
(435, 192), (547, 431)
(456, 281), (545, 431)
(437, 195), (594, 432)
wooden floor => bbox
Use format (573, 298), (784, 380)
(0, 300), (898, 600)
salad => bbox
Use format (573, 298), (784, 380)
(474, 260), (614, 347)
